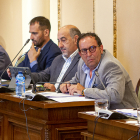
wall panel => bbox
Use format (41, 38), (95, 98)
(117, 0), (140, 87)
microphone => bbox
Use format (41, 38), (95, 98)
(0, 39), (30, 88)
(95, 71), (111, 109)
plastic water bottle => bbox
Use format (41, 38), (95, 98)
(16, 71), (25, 96)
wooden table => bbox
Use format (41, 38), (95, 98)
(78, 111), (140, 140)
(0, 92), (95, 140)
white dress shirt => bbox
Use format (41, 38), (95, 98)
(55, 49), (78, 89)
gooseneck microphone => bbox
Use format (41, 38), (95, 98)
(0, 39), (30, 87)
(95, 71), (111, 109)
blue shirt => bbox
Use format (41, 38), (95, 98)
(82, 63), (100, 88)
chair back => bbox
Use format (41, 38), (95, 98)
(136, 79), (140, 100)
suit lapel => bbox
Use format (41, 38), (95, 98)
(37, 40), (52, 62)
(61, 54), (80, 82)
(81, 72), (97, 88)
(81, 73), (86, 87)
(91, 51), (106, 88)
(55, 56), (65, 79)
(91, 76), (97, 88)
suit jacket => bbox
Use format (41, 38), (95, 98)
(18, 39), (62, 72)
(0, 45), (12, 79)
(70, 50), (140, 109)
(31, 53), (80, 90)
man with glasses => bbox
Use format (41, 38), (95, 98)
(60, 32), (140, 109)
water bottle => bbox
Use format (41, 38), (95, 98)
(16, 71), (25, 96)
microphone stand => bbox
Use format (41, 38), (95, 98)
(0, 39), (30, 88)
(32, 82), (36, 93)
(95, 71), (111, 109)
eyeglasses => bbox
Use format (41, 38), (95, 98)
(80, 46), (98, 55)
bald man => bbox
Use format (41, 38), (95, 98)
(31, 25), (81, 92)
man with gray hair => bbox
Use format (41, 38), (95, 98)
(30, 25), (81, 92)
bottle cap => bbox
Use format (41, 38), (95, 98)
(18, 71), (23, 74)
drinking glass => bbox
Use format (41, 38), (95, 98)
(95, 99), (108, 115)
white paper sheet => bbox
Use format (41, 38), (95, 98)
(25, 90), (95, 102)
(115, 109), (137, 117)
(49, 96), (95, 102)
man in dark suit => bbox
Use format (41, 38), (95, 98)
(31, 25), (81, 91)
(17, 16), (61, 72)
(0, 45), (12, 79)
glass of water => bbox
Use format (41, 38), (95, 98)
(95, 99), (108, 115)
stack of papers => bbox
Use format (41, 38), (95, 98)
(24, 90), (95, 102)
(85, 109), (138, 118)
(115, 109), (137, 118)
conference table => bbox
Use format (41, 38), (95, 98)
(78, 111), (140, 140)
(0, 92), (95, 140)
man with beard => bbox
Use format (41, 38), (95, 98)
(16, 16), (61, 72)
(30, 25), (81, 92)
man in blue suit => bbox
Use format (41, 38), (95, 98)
(18, 16), (61, 72)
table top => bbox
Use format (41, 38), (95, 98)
(78, 111), (140, 132)
(0, 92), (95, 109)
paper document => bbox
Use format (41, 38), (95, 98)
(25, 90), (95, 102)
(38, 92), (80, 98)
(49, 96), (95, 102)
(38, 92), (72, 97)
(115, 109), (137, 118)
